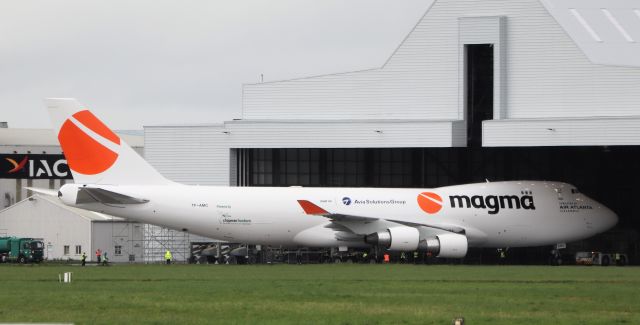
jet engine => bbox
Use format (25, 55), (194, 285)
(417, 233), (468, 258)
(57, 184), (78, 206)
(364, 226), (419, 251)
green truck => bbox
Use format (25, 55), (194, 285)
(0, 237), (44, 263)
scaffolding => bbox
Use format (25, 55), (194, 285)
(142, 224), (191, 263)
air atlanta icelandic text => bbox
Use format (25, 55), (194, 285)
(449, 194), (535, 214)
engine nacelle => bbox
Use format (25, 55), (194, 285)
(417, 233), (468, 258)
(58, 184), (79, 206)
(365, 226), (419, 251)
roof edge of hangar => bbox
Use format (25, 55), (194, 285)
(539, 0), (640, 68)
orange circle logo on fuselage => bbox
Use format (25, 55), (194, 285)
(417, 192), (443, 214)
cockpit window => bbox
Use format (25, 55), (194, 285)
(571, 188), (580, 194)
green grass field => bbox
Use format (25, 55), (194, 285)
(0, 264), (638, 324)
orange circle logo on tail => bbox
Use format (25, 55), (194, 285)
(58, 110), (120, 175)
(417, 192), (443, 214)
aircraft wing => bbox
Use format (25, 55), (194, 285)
(297, 200), (377, 222)
(76, 187), (149, 205)
(296, 200), (465, 235)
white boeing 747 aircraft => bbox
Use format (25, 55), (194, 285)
(38, 98), (618, 258)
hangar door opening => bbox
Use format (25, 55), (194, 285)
(466, 44), (494, 147)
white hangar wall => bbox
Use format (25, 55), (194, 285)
(483, 117), (640, 146)
(0, 195), (146, 262)
(0, 195), (93, 260)
(225, 120), (466, 148)
(241, 0), (640, 147)
(144, 125), (230, 185)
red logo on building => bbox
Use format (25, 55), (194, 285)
(5, 156), (28, 173)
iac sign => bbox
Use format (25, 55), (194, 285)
(2, 154), (71, 179)
(30, 159), (68, 178)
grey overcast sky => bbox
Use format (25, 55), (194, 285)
(1, 0), (431, 130)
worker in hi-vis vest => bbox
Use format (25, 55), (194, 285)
(165, 250), (172, 265)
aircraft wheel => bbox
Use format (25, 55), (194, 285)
(618, 256), (627, 266)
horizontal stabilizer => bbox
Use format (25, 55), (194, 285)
(25, 187), (59, 197)
(77, 187), (149, 205)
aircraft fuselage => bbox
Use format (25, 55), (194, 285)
(59, 180), (617, 249)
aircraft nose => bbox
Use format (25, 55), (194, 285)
(592, 204), (618, 233)
(602, 207), (618, 231)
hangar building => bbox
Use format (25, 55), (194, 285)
(0, 194), (143, 262)
(144, 0), (640, 263)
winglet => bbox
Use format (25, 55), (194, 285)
(297, 200), (329, 215)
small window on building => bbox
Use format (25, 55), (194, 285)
(64, 245), (70, 255)
(115, 245), (122, 255)
(75, 245), (81, 255)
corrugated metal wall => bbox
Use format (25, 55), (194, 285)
(243, 0), (640, 124)
(144, 125), (230, 186)
(224, 120), (465, 148)
(0, 196), (92, 260)
(484, 117), (640, 146)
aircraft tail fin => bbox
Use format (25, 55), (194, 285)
(46, 98), (170, 185)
